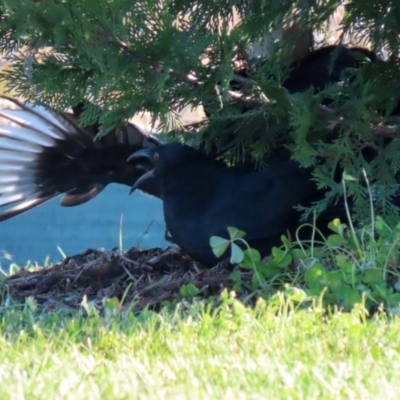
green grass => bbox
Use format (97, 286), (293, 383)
(1, 295), (400, 399)
(2, 207), (400, 398)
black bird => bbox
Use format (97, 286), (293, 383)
(128, 143), (327, 266)
(0, 96), (161, 221)
(283, 44), (377, 94)
(202, 45), (379, 161)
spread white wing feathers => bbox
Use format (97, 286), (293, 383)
(0, 96), (162, 221)
(0, 96), (78, 219)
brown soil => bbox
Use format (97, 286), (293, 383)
(5, 246), (248, 313)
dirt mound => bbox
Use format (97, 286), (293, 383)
(5, 247), (245, 313)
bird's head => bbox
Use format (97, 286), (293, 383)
(127, 143), (204, 194)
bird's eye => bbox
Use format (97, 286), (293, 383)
(154, 152), (159, 161)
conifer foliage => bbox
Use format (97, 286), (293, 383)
(1, 1), (400, 222)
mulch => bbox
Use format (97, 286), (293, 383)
(4, 246), (250, 313)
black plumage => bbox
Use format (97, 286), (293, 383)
(283, 45), (377, 94)
(202, 44), (379, 162)
(129, 143), (328, 265)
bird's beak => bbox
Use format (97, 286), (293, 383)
(127, 148), (156, 195)
(129, 169), (155, 195)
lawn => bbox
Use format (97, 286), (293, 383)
(1, 294), (399, 399)
(1, 216), (400, 399)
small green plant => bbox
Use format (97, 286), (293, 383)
(210, 217), (400, 312)
(210, 173), (400, 313)
(180, 284), (200, 298)
(210, 226), (294, 289)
